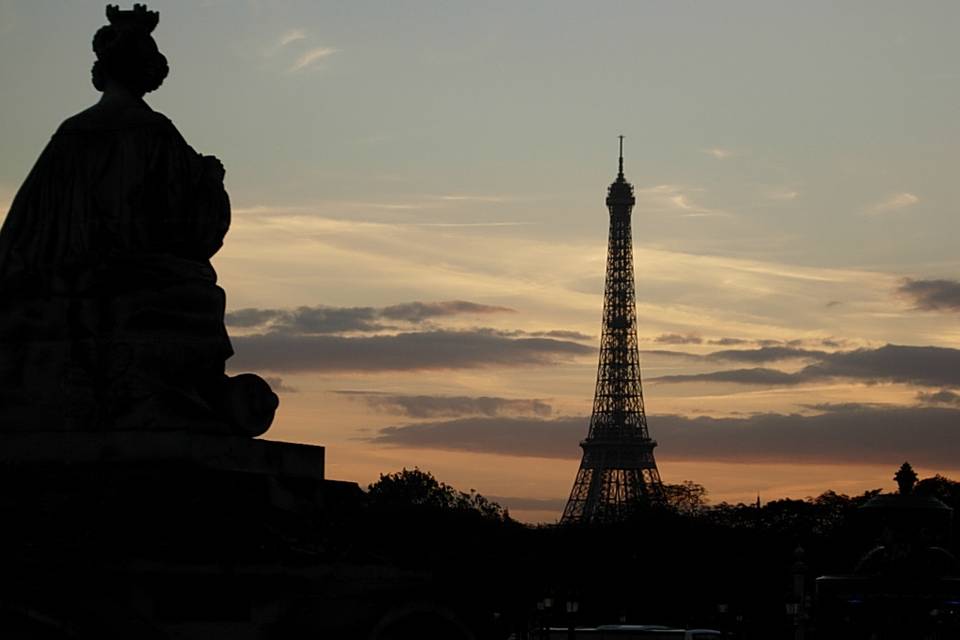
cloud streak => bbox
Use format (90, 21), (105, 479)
(380, 300), (514, 323)
(654, 367), (802, 386)
(707, 346), (826, 363)
(263, 376), (298, 393)
(278, 29), (306, 47)
(867, 192), (919, 214)
(288, 46), (337, 73)
(645, 346), (827, 364)
(633, 185), (728, 218)
(653, 333), (703, 345)
(702, 147), (734, 159)
(336, 391), (553, 418)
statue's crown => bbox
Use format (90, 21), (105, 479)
(105, 4), (159, 33)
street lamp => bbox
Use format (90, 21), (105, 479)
(537, 599), (554, 640)
(565, 600), (579, 640)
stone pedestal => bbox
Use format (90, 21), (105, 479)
(0, 431), (416, 638)
(0, 431), (325, 479)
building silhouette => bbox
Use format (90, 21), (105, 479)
(561, 138), (665, 524)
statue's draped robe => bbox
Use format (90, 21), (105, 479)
(0, 109), (233, 430)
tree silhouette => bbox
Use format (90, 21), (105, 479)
(914, 474), (960, 508)
(662, 480), (709, 516)
(367, 467), (507, 520)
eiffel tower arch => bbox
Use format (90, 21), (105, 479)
(560, 137), (665, 525)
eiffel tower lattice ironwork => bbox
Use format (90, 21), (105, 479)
(560, 137), (665, 525)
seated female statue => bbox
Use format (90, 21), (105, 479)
(0, 5), (277, 436)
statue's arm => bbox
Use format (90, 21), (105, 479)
(166, 124), (231, 260)
(192, 152), (231, 259)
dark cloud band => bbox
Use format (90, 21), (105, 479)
(368, 404), (960, 467)
(899, 278), (960, 312)
(226, 299), (515, 334)
(650, 344), (960, 389)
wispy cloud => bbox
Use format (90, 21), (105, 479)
(263, 376), (298, 393)
(767, 189), (799, 201)
(278, 29), (306, 47)
(336, 391), (553, 418)
(648, 345), (828, 365)
(263, 29), (337, 73)
(381, 300), (515, 323)
(527, 330), (592, 341)
(410, 221), (533, 228)
(219, 206), (896, 347)
(263, 28), (309, 57)
(652, 333), (703, 345)
(634, 185), (729, 218)
(702, 147), (734, 160)
(288, 46), (338, 73)
(867, 192), (919, 214)
(709, 337), (749, 346)
(431, 195), (511, 203)
(234, 194), (525, 216)
(653, 367), (801, 386)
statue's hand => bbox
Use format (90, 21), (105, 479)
(219, 374), (279, 437)
(203, 155), (226, 182)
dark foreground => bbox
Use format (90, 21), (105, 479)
(1, 437), (958, 639)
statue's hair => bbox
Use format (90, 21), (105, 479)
(91, 23), (168, 96)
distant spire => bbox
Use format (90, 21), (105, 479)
(618, 135), (625, 179)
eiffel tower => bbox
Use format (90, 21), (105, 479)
(560, 137), (665, 525)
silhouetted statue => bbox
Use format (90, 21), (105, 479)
(0, 4), (277, 435)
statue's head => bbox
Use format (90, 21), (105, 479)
(91, 4), (168, 97)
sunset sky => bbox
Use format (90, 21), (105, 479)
(2, 1), (960, 521)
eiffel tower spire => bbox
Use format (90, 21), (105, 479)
(560, 137), (665, 525)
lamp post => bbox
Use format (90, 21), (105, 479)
(543, 598), (553, 639)
(536, 598), (554, 640)
(716, 603), (728, 635)
(791, 546), (807, 640)
(536, 600), (545, 640)
(565, 600), (579, 640)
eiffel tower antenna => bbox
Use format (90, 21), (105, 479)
(560, 136), (665, 525)
(618, 134), (624, 177)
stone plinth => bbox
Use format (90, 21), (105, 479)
(0, 431), (325, 480)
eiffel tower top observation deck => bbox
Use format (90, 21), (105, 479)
(560, 137), (665, 525)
